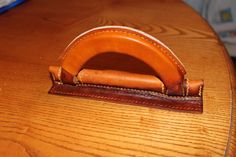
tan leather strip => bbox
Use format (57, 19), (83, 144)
(183, 79), (204, 96)
(60, 26), (186, 94)
(77, 69), (165, 93)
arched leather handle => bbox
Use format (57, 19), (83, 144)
(49, 26), (203, 96)
(60, 26), (187, 94)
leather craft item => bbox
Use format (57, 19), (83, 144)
(48, 26), (204, 113)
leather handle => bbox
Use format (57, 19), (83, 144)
(59, 26), (186, 95)
(49, 26), (203, 96)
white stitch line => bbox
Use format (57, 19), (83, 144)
(71, 82), (201, 100)
(182, 83), (185, 96)
(186, 79), (189, 96)
(198, 85), (202, 96)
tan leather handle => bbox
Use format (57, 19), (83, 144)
(49, 26), (203, 96)
(59, 26), (187, 94)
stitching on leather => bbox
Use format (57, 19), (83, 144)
(62, 28), (185, 74)
(161, 83), (164, 94)
(50, 86), (201, 111)
(181, 82), (185, 96)
(198, 85), (202, 97)
(73, 83), (201, 99)
(52, 80), (201, 99)
(186, 79), (189, 96)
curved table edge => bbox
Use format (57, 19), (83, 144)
(183, 3), (236, 156)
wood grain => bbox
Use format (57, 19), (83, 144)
(0, 0), (235, 156)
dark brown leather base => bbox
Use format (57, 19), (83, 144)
(49, 82), (203, 113)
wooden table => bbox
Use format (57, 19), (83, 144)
(0, 0), (235, 156)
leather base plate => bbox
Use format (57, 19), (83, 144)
(49, 82), (203, 113)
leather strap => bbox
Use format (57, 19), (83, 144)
(77, 69), (165, 93)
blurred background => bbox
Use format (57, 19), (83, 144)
(184, 0), (236, 65)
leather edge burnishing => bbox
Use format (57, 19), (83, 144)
(49, 81), (203, 113)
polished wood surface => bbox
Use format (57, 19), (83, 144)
(0, 0), (235, 156)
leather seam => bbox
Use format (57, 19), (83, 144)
(186, 78), (189, 96)
(199, 85), (202, 97)
(70, 82), (201, 100)
(182, 83), (185, 96)
(62, 28), (185, 74)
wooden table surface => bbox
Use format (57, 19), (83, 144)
(0, 0), (236, 156)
